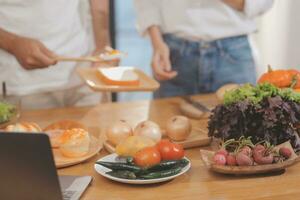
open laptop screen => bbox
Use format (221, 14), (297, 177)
(0, 132), (63, 200)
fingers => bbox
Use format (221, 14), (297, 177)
(34, 51), (56, 68)
(161, 51), (172, 72)
(152, 55), (177, 81)
(25, 44), (56, 69)
(152, 52), (177, 81)
(40, 44), (57, 65)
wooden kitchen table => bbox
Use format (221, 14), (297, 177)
(21, 94), (300, 200)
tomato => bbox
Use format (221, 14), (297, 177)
(134, 146), (161, 167)
(156, 139), (185, 160)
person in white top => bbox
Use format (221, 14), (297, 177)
(134, 0), (274, 98)
(0, 0), (113, 109)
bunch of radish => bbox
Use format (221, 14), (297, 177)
(213, 137), (293, 166)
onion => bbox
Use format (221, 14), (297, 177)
(106, 120), (133, 146)
(133, 120), (162, 143)
(166, 115), (191, 141)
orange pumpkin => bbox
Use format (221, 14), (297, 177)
(258, 66), (300, 88)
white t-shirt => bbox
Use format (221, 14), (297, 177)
(134, 0), (274, 41)
(0, 0), (93, 96)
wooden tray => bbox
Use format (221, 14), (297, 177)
(53, 136), (102, 168)
(173, 127), (211, 148)
(200, 142), (299, 175)
(103, 127), (211, 153)
(77, 67), (160, 92)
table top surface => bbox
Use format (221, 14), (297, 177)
(21, 94), (300, 200)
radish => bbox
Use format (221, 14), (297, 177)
(216, 149), (228, 157)
(240, 146), (252, 156)
(253, 145), (274, 164)
(254, 144), (265, 152)
(253, 152), (274, 164)
(226, 154), (237, 166)
(236, 152), (253, 166)
(279, 147), (292, 159)
(213, 153), (226, 165)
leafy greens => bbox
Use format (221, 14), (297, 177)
(209, 83), (300, 151)
(0, 101), (17, 124)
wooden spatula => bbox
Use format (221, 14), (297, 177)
(55, 56), (103, 63)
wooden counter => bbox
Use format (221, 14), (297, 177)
(21, 94), (300, 200)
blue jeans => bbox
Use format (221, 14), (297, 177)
(154, 34), (256, 98)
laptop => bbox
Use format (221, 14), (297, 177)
(0, 132), (92, 200)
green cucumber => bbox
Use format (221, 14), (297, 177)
(96, 161), (142, 173)
(146, 159), (189, 172)
(138, 167), (182, 179)
(106, 170), (136, 179)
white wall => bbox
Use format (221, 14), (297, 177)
(254, 1), (300, 75)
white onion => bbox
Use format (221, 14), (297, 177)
(106, 120), (133, 146)
(166, 115), (191, 141)
(133, 120), (162, 143)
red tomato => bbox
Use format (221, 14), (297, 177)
(156, 139), (185, 160)
(134, 146), (161, 167)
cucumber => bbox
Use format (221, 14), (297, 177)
(146, 159), (189, 172)
(96, 161), (142, 173)
(138, 167), (182, 179)
(106, 170), (136, 179)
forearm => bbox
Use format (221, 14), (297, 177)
(148, 25), (164, 48)
(90, 0), (111, 50)
(0, 28), (17, 53)
(222, 0), (245, 11)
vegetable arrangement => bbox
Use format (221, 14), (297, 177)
(213, 137), (292, 166)
(106, 116), (192, 151)
(0, 101), (17, 124)
(96, 139), (188, 180)
(208, 83), (300, 151)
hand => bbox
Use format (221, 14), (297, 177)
(90, 48), (120, 68)
(151, 41), (177, 81)
(9, 36), (57, 70)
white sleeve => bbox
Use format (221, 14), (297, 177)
(133, 0), (162, 36)
(244, 0), (274, 18)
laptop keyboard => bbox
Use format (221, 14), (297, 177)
(62, 190), (76, 200)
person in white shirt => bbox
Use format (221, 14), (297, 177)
(0, 0), (113, 109)
(134, 0), (274, 98)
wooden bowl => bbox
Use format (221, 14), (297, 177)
(200, 141), (299, 175)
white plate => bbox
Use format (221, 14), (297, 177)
(94, 153), (191, 184)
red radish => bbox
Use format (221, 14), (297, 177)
(236, 152), (253, 166)
(253, 152), (274, 164)
(226, 154), (237, 166)
(279, 147), (292, 159)
(254, 144), (265, 152)
(240, 146), (252, 156)
(253, 145), (265, 161)
(216, 149), (228, 157)
(253, 144), (274, 165)
(213, 153), (226, 165)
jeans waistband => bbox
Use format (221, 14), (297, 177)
(162, 34), (248, 50)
